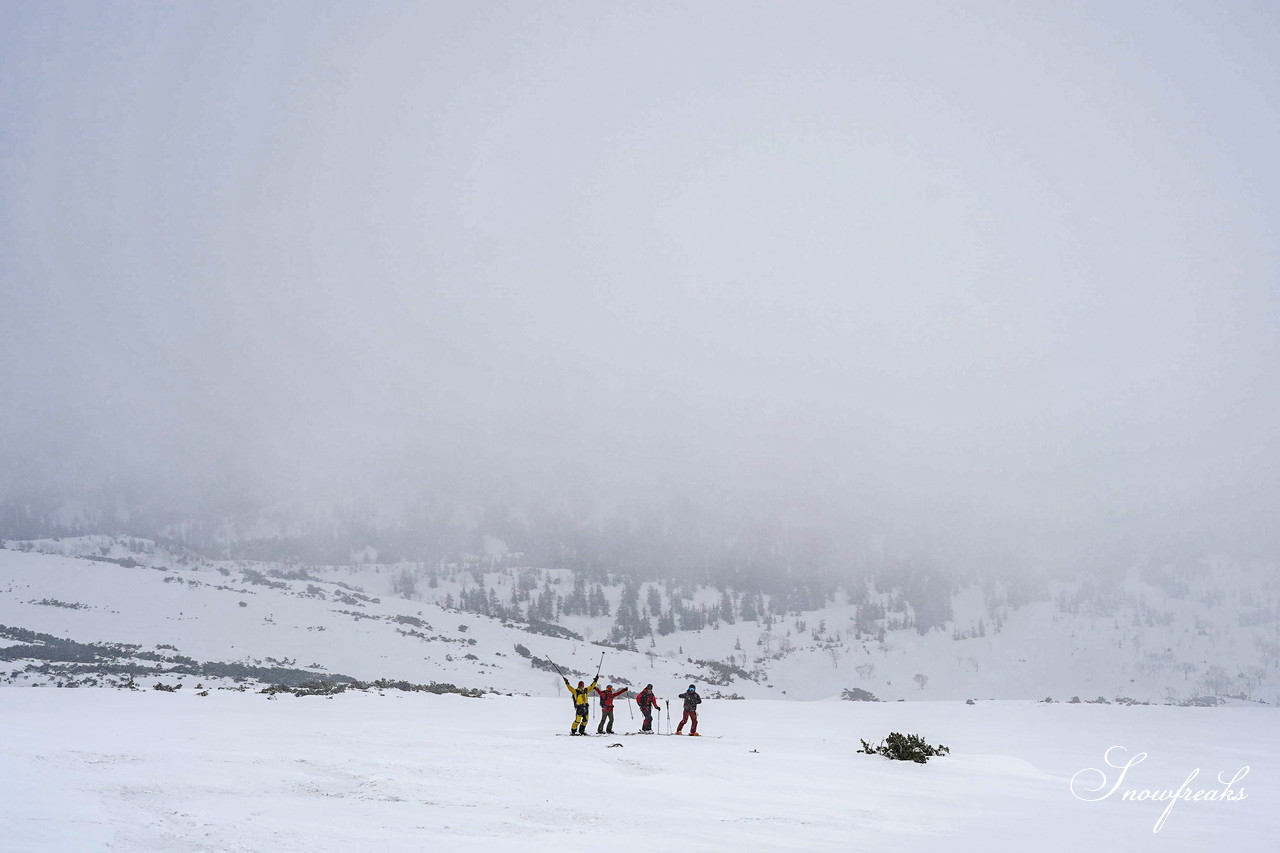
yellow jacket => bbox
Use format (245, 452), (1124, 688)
(565, 679), (597, 705)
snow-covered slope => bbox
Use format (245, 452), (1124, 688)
(2, 537), (1277, 704)
(0, 545), (661, 696)
(2, 538), (1277, 851)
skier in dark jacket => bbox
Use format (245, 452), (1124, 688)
(594, 684), (629, 734)
(635, 684), (660, 733)
(675, 684), (702, 735)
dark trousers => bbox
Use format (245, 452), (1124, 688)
(640, 707), (654, 731)
(572, 703), (589, 733)
(597, 708), (615, 733)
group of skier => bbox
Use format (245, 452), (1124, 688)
(561, 676), (702, 736)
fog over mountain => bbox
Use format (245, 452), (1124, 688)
(3, 2), (1278, 569)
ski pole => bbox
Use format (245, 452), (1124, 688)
(548, 662), (562, 694)
(594, 651), (605, 682)
(665, 700), (670, 735)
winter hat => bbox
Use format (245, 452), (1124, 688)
(645, 684), (653, 690)
(578, 681), (585, 687)
(688, 684), (696, 690)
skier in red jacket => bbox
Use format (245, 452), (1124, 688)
(594, 684), (629, 734)
(635, 684), (660, 733)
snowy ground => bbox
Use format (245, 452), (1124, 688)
(1, 692), (1274, 852)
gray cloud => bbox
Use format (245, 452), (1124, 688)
(3, 2), (1278, 562)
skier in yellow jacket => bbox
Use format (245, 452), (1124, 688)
(563, 677), (598, 735)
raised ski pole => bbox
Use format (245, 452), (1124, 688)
(591, 653), (604, 727)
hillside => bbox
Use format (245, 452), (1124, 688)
(2, 536), (1276, 704)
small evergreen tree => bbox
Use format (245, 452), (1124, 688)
(858, 732), (950, 764)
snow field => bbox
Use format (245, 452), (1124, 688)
(1, 692), (1275, 852)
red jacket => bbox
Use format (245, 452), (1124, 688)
(594, 686), (628, 709)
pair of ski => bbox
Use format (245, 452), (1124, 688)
(558, 727), (727, 732)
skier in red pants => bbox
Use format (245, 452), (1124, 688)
(675, 684), (701, 735)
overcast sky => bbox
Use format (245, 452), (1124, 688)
(2, 1), (1278, 562)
